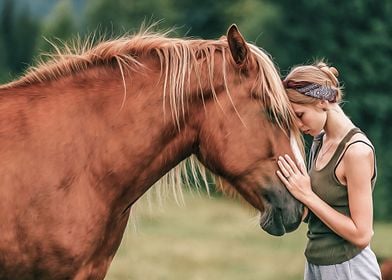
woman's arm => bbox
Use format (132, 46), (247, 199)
(276, 143), (374, 249)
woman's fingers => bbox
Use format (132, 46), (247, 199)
(284, 154), (300, 173)
(278, 156), (295, 176)
(276, 170), (290, 187)
(298, 160), (307, 175)
(277, 159), (291, 178)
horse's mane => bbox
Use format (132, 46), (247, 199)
(1, 27), (303, 204)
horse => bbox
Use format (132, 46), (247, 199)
(0, 24), (304, 279)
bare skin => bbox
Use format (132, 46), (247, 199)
(277, 101), (375, 249)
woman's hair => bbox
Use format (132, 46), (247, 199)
(282, 61), (343, 105)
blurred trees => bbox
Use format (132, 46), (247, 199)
(84, 0), (177, 36)
(0, 0), (391, 220)
(39, 0), (77, 48)
(83, 0), (234, 39)
(0, 0), (40, 80)
(171, 0), (234, 38)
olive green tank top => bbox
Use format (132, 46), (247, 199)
(305, 127), (377, 265)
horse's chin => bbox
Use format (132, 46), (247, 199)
(259, 207), (300, 236)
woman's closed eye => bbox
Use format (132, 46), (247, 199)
(296, 112), (304, 119)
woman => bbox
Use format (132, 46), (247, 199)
(277, 61), (382, 279)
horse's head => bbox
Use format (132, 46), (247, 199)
(193, 25), (304, 236)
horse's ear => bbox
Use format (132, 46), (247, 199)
(227, 24), (249, 67)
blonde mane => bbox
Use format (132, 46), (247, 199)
(0, 28), (302, 204)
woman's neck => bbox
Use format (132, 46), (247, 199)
(323, 104), (354, 141)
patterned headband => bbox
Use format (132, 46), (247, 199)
(283, 80), (337, 102)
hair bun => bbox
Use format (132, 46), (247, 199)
(329, 66), (339, 77)
(316, 62), (339, 78)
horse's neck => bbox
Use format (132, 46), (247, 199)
(2, 67), (199, 209)
(98, 67), (200, 201)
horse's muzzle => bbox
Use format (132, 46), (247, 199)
(259, 201), (303, 236)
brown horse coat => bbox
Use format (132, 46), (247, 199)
(0, 25), (303, 279)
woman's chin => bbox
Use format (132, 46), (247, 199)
(303, 129), (312, 135)
(308, 129), (322, 137)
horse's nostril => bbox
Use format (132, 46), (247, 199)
(262, 193), (272, 204)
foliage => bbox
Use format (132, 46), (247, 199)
(38, 0), (78, 52)
(170, 0), (233, 38)
(0, 0), (40, 81)
(84, 0), (178, 36)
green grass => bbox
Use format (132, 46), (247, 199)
(105, 191), (392, 280)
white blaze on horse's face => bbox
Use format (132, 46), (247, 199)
(290, 131), (305, 167)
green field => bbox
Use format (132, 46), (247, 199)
(106, 191), (392, 280)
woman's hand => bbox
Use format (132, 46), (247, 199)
(276, 154), (313, 204)
(277, 150), (375, 248)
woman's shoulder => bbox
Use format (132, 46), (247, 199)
(347, 130), (374, 150)
(343, 131), (375, 164)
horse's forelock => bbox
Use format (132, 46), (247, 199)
(247, 43), (304, 156)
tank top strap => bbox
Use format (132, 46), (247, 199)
(329, 127), (362, 163)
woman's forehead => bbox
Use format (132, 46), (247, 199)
(292, 102), (320, 112)
(291, 103), (308, 111)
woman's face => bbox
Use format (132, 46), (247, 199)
(291, 102), (327, 136)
